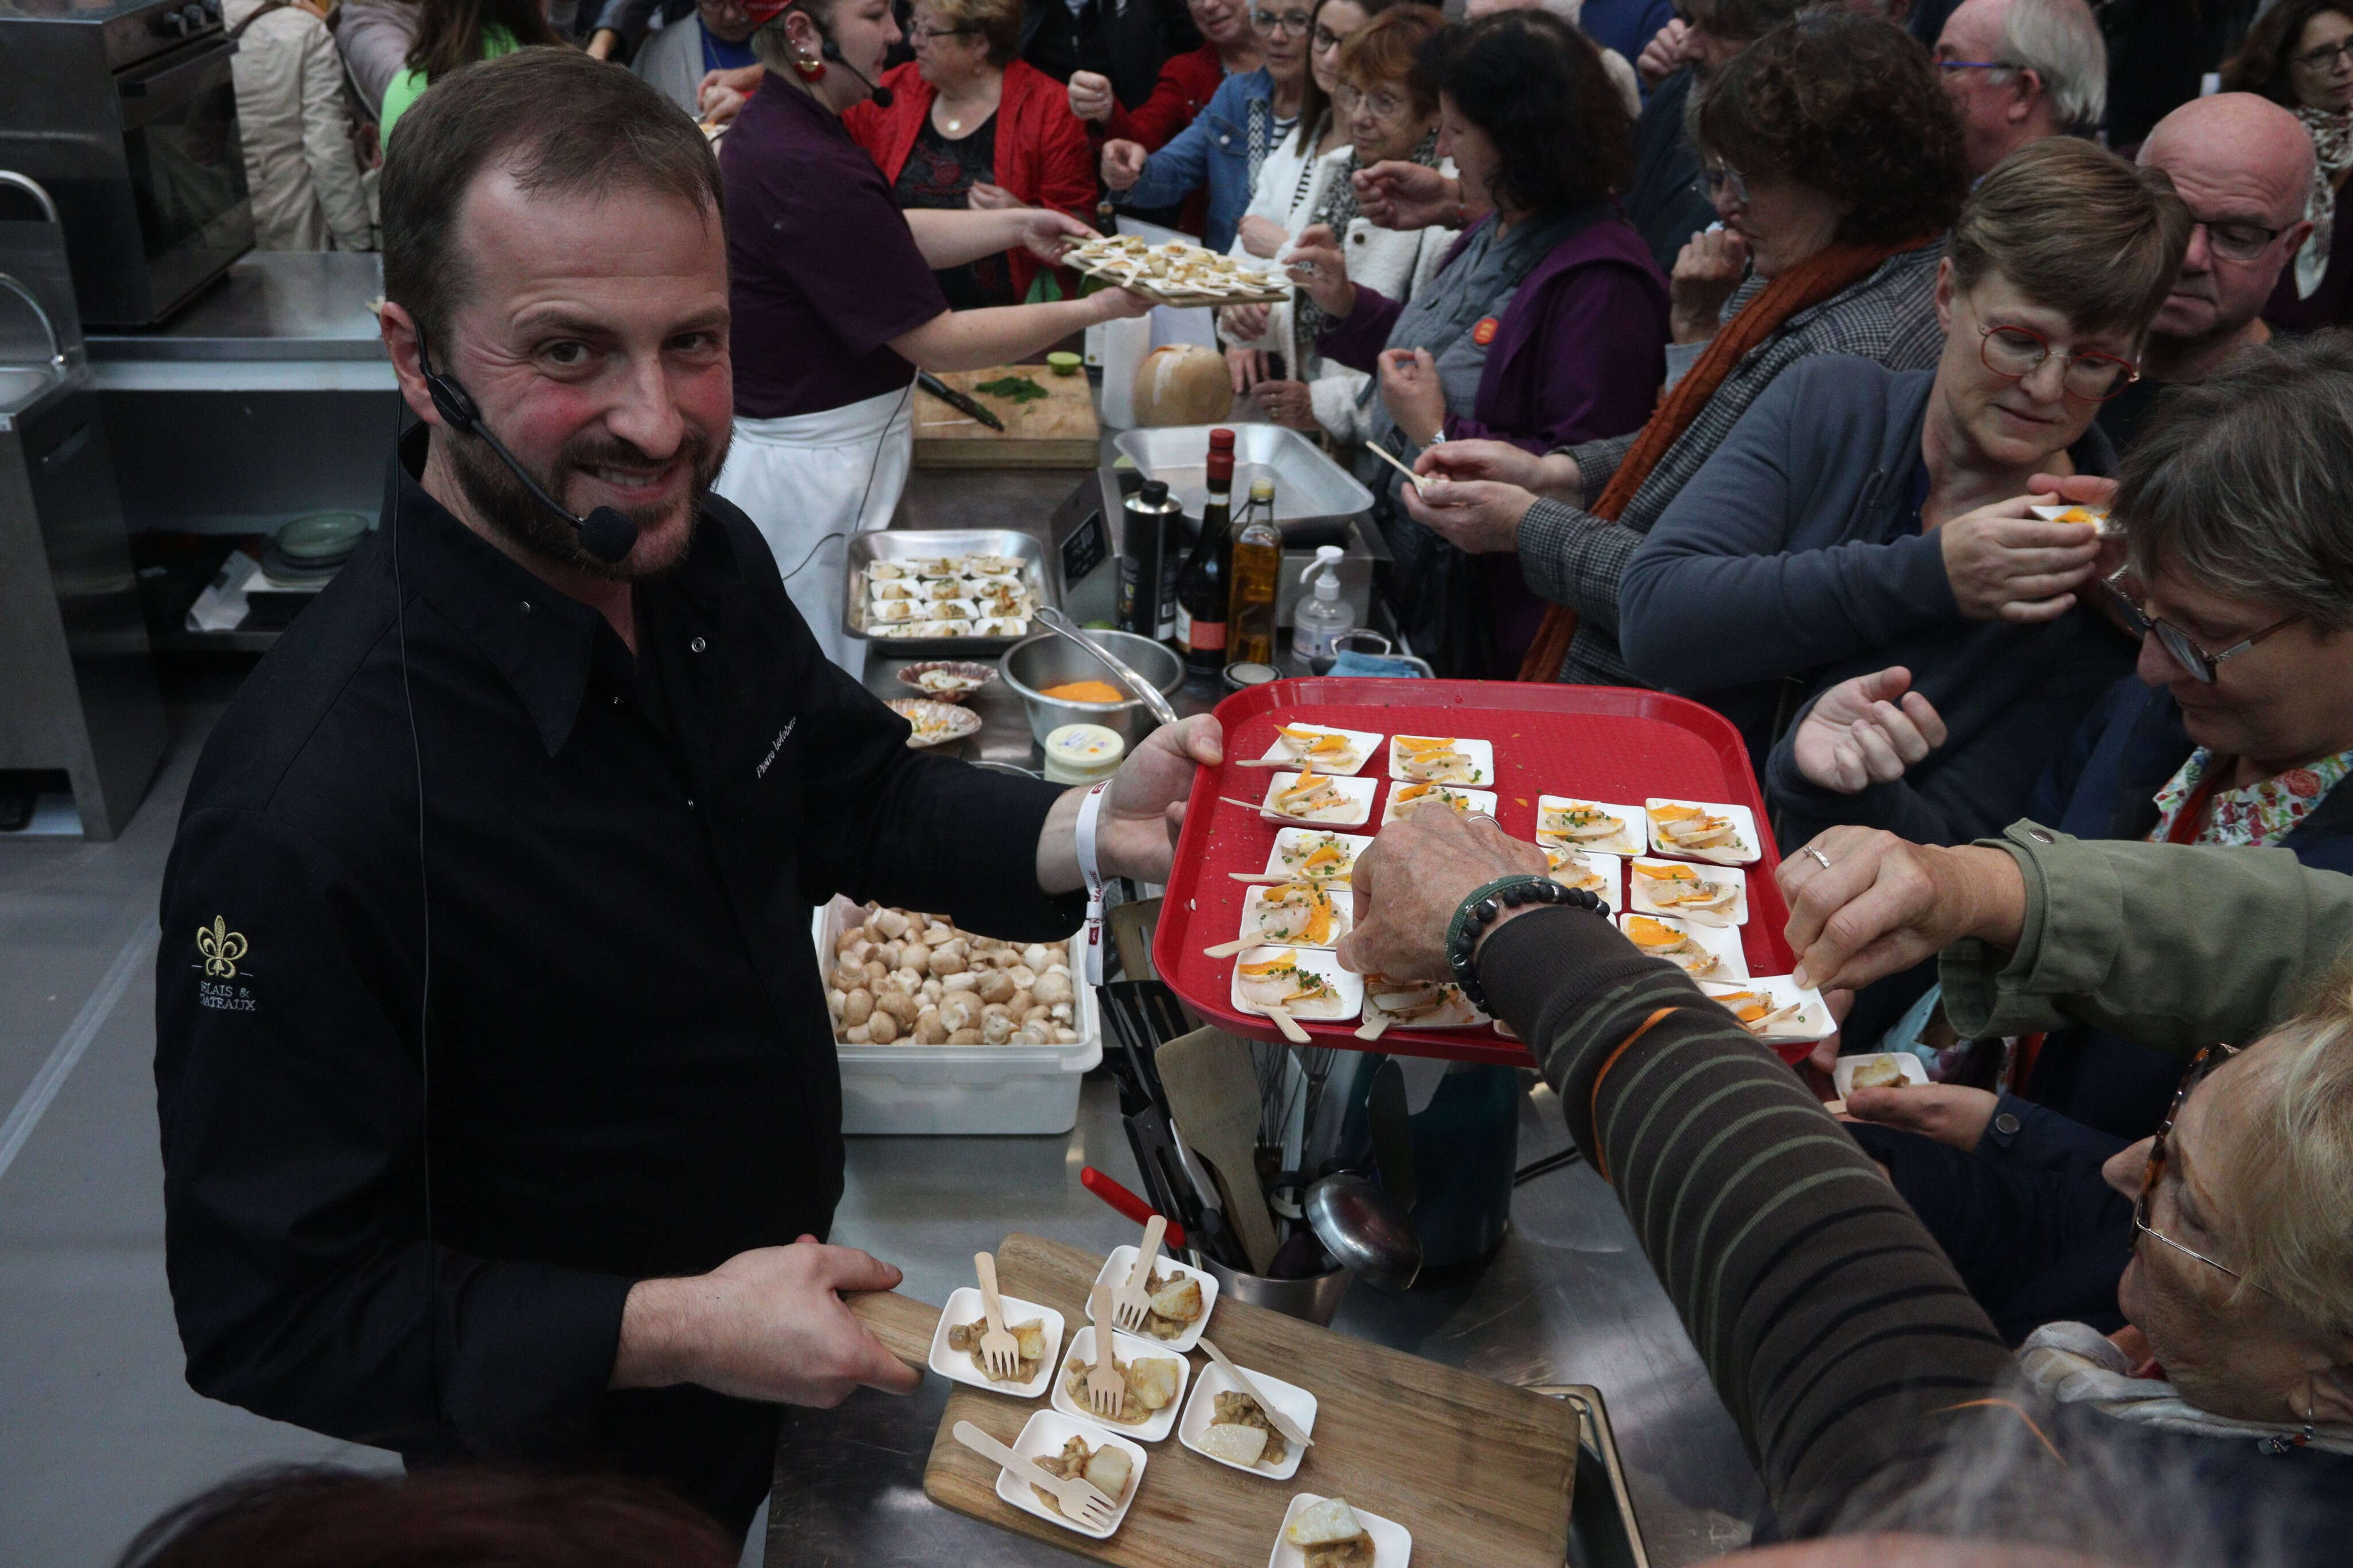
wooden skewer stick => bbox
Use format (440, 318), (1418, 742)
(1219, 795), (1274, 813)
(1363, 441), (1429, 493)
(1202, 936), (1255, 959)
(1228, 871), (1303, 885)
(1353, 1010), (1391, 1042)
(1264, 1005), (1311, 1045)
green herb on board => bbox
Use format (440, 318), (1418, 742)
(974, 375), (1049, 404)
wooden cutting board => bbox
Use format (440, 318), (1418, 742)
(913, 365), (1100, 468)
(851, 1233), (1579, 1568)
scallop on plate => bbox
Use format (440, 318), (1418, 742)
(1618, 912), (1749, 981)
(1385, 735), (1494, 786)
(1257, 723), (1382, 777)
(1232, 945), (1364, 1026)
(1380, 781), (1498, 825)
(1258, 769), (1379, 828)
(1264, 828), (1375, 883)
(1700, 976), (1834, 1045)
(1627, 858), (1748, 925)
(1534, 795), (1644, 857)
(1644, 800), (1761, 866)
(2030, 501), (2120, 537)
(1538, 845), (1623, 911)
(1239, 880), (1352, 949)
(1355, 978), (1488, 1041)
(886, 697), (983, 750)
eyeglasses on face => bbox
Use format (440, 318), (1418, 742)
(1311, 22), (1348, 49)
(1252, 7), (1311, 36)
(2294, 38), (2353, 70)
(2103, 577), (2301, 685)
(2189, 214), (2289, 263)
(1345, 87), (1407, 119)
(1936, 57), (2020, 74)
(1694, 163), (1748, 207)
(2134, 1043), (2282, 1296)
(908, 23), (974, 41)
(1977, 322), (2139, 400)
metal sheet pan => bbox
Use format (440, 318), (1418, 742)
(843, 527), (1059, 658)
(1112, 423), (1375, 532)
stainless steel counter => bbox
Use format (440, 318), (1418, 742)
(766, 460), (1767, 1566)
(86, 252), (392, 391)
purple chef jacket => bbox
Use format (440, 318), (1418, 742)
(720, 78), (950, 420)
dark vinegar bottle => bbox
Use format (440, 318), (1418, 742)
(1175, 428), (1237, 673)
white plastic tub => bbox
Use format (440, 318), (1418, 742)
(816, 899), (1102, 1136)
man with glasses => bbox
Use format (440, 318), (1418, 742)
(632, 0), (763, 114)
(2099, 92), (2317, 448)
(1931, 0), (2106, 180)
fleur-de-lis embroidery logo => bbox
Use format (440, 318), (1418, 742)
(196, 917), (248, 980)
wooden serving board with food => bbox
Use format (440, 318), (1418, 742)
(1067, 235), (1293, 308)
(880, 1231), (1580, 1568)
(913, 364), (1101, 468)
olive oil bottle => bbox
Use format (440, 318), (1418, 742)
(1225, 477), (1282, 667)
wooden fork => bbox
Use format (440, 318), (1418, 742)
(951, 1422), (1118, 1530)
(1113, 1215), (1167, 1334)
(973, 1251), (1021, 1383)
(1085, 1281), (1127, 1419)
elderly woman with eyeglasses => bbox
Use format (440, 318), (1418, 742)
(2225, 0), (2353, 333)
(1099, 0), (1315, 251)
(1615, 139), (2186, 862)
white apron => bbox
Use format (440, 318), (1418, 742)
(713, 382), (916, 673)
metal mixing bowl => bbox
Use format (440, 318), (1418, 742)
(1000, 629), (1185, 748)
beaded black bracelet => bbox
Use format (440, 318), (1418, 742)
(1445, 875), (1604, 1011)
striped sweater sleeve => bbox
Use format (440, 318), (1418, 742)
(1479, 906), (2024, 1532)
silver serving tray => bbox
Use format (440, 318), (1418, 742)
(842, 528), (1059, 657)
(1112, 423), (1376, 532)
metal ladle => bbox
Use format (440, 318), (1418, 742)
(1032, 606), (1183, 731)
(1304, 1172), (1422, 1292)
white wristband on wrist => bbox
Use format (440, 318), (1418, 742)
(1076, 781), (1112, 986)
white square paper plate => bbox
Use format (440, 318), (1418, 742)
(928, 1287), (1066, 1401)
(1386, 735), (1496, 787)
(1087, 1246), (1219, 1353)
(1538, 845), (1623, 912)
(1178, 1359), (1318, 1481)
(1380, 782), (1499, 826)
(2029, 501), (2119, 536)
(1700, 975), (1835, 1046)
(1257, 723), (1384, 777)
(1264, 828), (1376, 882)
(1534, 796), (1645, 858)
(991, 1408), (1148, 1541)
(1358, 979), (1490, 1037)
(1260, 771), (1379, 828)
(1267, 1494), (1412, 1568)
(1050, 1326), (1190, 1442)
(1627, 858), (1749, 926)
(1644, 800), (1763, 866)
(1833, 1050), (1931, 1098)
(1232, 946), (1364, 1026)
(1238, 882), (1353, 950)
(1618, 911), (1749, 982)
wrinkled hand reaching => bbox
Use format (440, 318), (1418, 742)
(1336, 809), (1546, 981)
(1791, 666), (1949, 794)
(1776, 826), (2026, 992)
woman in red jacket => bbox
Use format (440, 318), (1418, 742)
(844, 0), (1096, 304)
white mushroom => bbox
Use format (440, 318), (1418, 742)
(875, 909), (909, 939)
(947, 1027), (983, 1045)
(981, 1013), (1014, 1044)
(892, 968), (923, 994)
(826, 987), (846, 1020)
(902, 943), (930, 976)
(919, 978), (943, 1003)
(1051, 1026), (1080, 1045)
(913, 1007), (946, 1045)
(1021, 944), (1052, 972)
(842, 988), (874, 1028)
(978, 971), (1016, 1005)
(878, 990), (919, 1028)
(844, 1023), (872, 1044)
(931, 949), (967, 976)
(1032, 972), (1074, 1007)
(940, 971), (978, 993)
(1050, 1002), (1074, 1025)
(1008, 964), (1037, 989)
(923, 925), (958, 948)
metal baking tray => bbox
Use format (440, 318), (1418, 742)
(1536, 1385), (1654, 1568)
(1113, 423), (1376, 534)
(843, 528), (1059, 658)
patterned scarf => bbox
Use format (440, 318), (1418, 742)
(1516, 234), (1936, 682)
(2295, 107), (2353, 300)
(1292, 128), (1441, 350)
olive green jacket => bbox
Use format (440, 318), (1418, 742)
(1941, 821), (2353, 1055)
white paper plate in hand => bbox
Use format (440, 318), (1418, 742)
(1386, 735), (1495, 787)
(1833, 1050), (1931, 1098)
(1534, 795), (1644, 857)
(1231, 946), (1364, 1025)
(1267, 1494), (1412, 1568)
(1617, 911), (1749, 982)
(1700, 975), (1835, 1045)
(2030, 501), (2119, 536)
(1644, 799), (1762, 865)
(1264, 828), (1376, 882)
(928, 1287), (1066, 1401)
(1379, 782), (1499, 826)
(1087, 1246), (1218, 1353)
(1050, 1326), (1190, 1442)
(1627, 857), (1748, 925)
(992, 1408), (1148, 1540)
(1178, 1358), (1318, 1481)
(1259, 771), (1378, 828)
(1257, 723), (1384, 777)
(1239, 882), (1353, 950)
(1537, 845), (1623, 912)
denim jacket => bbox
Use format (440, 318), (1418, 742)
(1114, 68), (1273, 252)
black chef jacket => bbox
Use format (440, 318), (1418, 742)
(155, 427), (1082, 1532)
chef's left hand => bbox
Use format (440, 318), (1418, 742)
(1097, 714), (1224, 883)
(1378, 347), (1445, 447)
(1016, 208), (1098, 265)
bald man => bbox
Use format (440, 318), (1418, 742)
(2098, 93), (2316, 449)
(1932, 0), (2105, 180)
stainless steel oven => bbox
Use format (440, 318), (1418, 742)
(0, 0), (255, 326)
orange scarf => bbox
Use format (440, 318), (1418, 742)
(1515, 236), (1934, 682)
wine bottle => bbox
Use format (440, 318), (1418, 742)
(1225, 477), (1281, 667)
(1174, 428), (1237, 673)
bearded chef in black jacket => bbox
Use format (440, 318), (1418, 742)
(152, 50), (1219, 1542)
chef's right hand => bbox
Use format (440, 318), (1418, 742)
(1068, 69), (1116, 122)
(1101, 140), (1148, 192)
(610, 1237), (923, 1405)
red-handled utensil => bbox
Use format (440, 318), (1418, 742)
(1081, 1166), (1187, 1249)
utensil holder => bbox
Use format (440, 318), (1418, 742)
(1201, 1257), (1351, 1326)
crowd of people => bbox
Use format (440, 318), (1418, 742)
(152, 0), (2353, 1564)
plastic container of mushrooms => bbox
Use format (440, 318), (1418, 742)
(813, 897), (1103, 1136)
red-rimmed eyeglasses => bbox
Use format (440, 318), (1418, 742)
(1979, 322), (2140, 401)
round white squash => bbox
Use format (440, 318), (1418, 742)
(1132, 343), (1233, 427)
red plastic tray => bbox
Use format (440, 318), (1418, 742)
(1152, 678), (1796, 1065)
